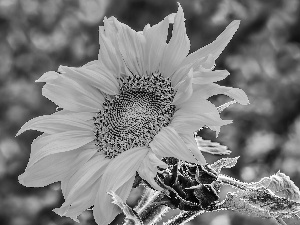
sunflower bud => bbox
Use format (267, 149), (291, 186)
(154, 157), (220, 211)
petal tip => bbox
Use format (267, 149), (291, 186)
(229, 20), (241, 31)
(233, 20), (241, 25)
(18, 174), (25, 185)
(176, 2), (183, 11)
(35, 71), (59, 83)
(15, 129), (22, 137)
(53, 208), (67, 217)
(240, 95), (250, 105)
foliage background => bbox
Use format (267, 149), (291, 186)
(1, 0), (300, 224)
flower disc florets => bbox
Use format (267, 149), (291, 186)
(94, 73), (176, 158)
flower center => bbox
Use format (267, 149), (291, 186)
(93, 73), (176, 158)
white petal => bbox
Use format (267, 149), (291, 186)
(19, 149), (79, 187)
(192, 70), (229, 84)
(161, 3), (190, 78)
(116, 22), (146, 76)
(94, 146), (148, 225)
(16, 111), (94, 136)
(40, 71), (104, 104)
(35, 71), (59, 82)
(98, 27), (121, 78)
(149, 126), (198, 164)
(143, 14), (172, 74)
(64, 153), (110, 201)
(172, 68), (193, 105)
(199, 54), (216, 70)
(27, 131), (94, 168)
(137, 150), (168, 191)
(176, 93), (221, 112)
(19, 145), (96, 187)
(59, 65), (119, 95)
(180, 20), (240, 67)
(54, 179), (100, 222)
(94, 175), (135, 225)
(172, 56), (208, 87)
(192, 83), (249, 105)
(60, 143), (98, 197)
(178, 133), (206, 165)
(195, 136), (231, 155)
(171, 102), (232, 136)
(102, 17), (124, 66)
(42, 73), (104, 112)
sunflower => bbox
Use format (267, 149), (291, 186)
(17, 4), (248, 225)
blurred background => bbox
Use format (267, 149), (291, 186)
(1, 0), (300, 224)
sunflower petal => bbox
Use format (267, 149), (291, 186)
(179, 133), (206, 165)
(16, 111), (93, 136)
(27, 131), (94, 168)
(54, 179), (99, 222)
(19, 149), (78, 187)
(161, 3), (190, 78)
(99, 27), (121, 78)
(176, 93), (221, 112)
(150, 126), (198, 164)
(42, 73), (104, 112)
(195, 136), (231, 155)
(143, 13), (172, 74)
(64, 153), (110, 201)
(60, 144), (98, 196)
(181, 20), (240, 67)
(35, 71), (58, 82)
(171, 102), (232, 136)
(116, 21), (146, 76)
(19, 145), (96, 187)
(94, 146), (148, 225)
(137, 150), (168, 191)
(192, 83), (249, 105)
(59, 65), (119, 95)
(192, 70), (230, 84)
(94, 176), (135, 225)
(102, 17), (124, 70)
(172, 68), (193, 105)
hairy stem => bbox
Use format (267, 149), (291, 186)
(163, 210), (205, 225)
(123, 186), (170, 225)
(218, 174), (248, 190)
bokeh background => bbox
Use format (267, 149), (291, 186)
(1, 0), (300, 224)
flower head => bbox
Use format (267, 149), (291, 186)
(17, 4), (248, 225)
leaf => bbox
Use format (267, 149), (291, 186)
(260, 171), (300, 202)
(195, 136), (231, 155)
(222, 185), (300, 225)
(222, 192), (272, 219)
(210, 157), (239, 174)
